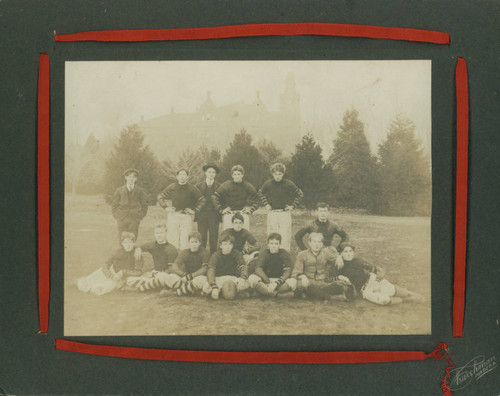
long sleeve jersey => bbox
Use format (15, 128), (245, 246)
(102, 248), (143, 278)
(219, 228), (258, 253)
(258, 178), (303, 209)
(207, 249), (248, 284)
(171, 248), (210, 276)
(212, 180), (259, 213)
(140, 240), (178, 271)
(254, 248), (293, 283)
(157, 182), (205, 213)
(295, 219), (349, 251)
(337, 257), (383, 292)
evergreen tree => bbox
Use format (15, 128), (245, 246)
(161, 145), (221, 186)
(377, 114), (431, 216)
(257, 138), (286, 167)
(219, 130), (269, 188)
(104, 124), (163, 204)
(287, 134), (333, 209)
(329, 108), (377, 211)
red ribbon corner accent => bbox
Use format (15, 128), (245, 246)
(38, 53), (50, 333)
(453, 57), (469, 338)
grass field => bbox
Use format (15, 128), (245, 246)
(64, 194), (431, 336)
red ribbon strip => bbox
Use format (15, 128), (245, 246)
(38, 54), (50, 334)
(54, 22), (450, 44)
(56, 339), (446, 365)
(453, 57), (469, 338)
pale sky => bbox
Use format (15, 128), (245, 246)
(65, 60), (431, 154)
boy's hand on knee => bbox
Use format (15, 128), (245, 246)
(298, 275), (309, 288)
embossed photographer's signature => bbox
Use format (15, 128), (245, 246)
(449, 355), (497, 391)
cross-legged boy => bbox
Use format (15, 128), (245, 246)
(203, 233), (250, 300)
(111, 168), (149, 244)
(126, 224), (180, 292)
(291, 232), (355, 301)
(248, 233), (297, 298)
(77, 232), (145, 296)
(212, 165), (259, 231)
(295, 202), (349, 253)
(259, 162), (303, 251)
(337, 242), (425, 305)
(158, 169), (205, 249)
(196, 163), (221, 253)
(169, 232), (211, 296)
(219, 213), (260, 266)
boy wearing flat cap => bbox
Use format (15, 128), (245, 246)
(111, 168), (149, 244)
(158, 169), (205, 250)
(195, 163), (221, 253)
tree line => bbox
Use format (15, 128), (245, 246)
(67, 109), (431, 217)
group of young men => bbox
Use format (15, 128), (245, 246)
(77, 162), (424, 306)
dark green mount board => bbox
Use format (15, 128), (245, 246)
(0, 1), (498, 394)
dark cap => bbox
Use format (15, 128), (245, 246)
(123, 168), (139, 177)
(202, 163), (220, 173)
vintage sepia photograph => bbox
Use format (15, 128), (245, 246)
(64, 60), (431, 336)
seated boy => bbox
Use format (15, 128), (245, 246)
(337, 242), (425, 305)
(170, 231), (211, 296)
(203, 233), (250, 300)
(126, 223), (180, 292)
(294, 202), (349, 253)
(219, 213), (260, 265)
(77, 232), (144, 296)
(291, 232), (354, 301)
(248, 233), (297, 298)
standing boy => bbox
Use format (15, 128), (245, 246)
(212, 165), (259, 230)
(196, 163), (221, 253)
(203, 233), (250, 300)
(295, 202), (349, 252)
(248, 233), (297, 298)
(158, 169), (205, 249)
(292, 232), (354, 301)
(259, 162), (303, 251)
(111, 168), (149, 243)
(127, 224), (180, 292)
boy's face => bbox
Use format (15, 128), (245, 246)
(121, 238), (135, 252)
(177, 171), (188, 184)
(154, 228), (168, 244)
(309, 235), (324, 252)
(341, 246), (354, 261)
(231, 171), (243, 183)
(125, 173), (137, 184)
(268, 239), (281, 254)
(205, 168), (216, 180)
(189, 238), (201, 252)
(272, 171), (284, 182)
(317, 207), (329, 221)
(232, 218), (244, 231)
(220, 240), (233, 255)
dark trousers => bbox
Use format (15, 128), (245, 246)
(306, 280), (346, 300)
(117, 216), (140, 244)
(197, 211), (220, 253)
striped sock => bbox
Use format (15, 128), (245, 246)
(176, 281), (194, 295)
(139, 277), (163, 292)
(128, 278), (146, 289)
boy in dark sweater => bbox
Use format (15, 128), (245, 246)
(248, 233), (297, 298)
(336, 242), (425, 305)
(126, 224), (180, 292)
(158, 169), (205, 249)
(295, 202), (349, 253)
(203, 233), (250, 300)
(218, 213), (259, 266)
(259, 162), (303, 251)
(212, 164), (259, 231)
(77, 232), (144, 296)
(169, 232), (211, 296)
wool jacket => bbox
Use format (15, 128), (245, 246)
(111, 184), (148, 221)
(140, 240), (178, 272)
(102, 248), (143, 278)
(207, 249), (248, 283)
(291, 247), (338, 281)
(157, 182), (205, 213)
(337, 257), (384, 292)
(254, 248), (293, 282)
(212, 180), (259, 213)
(219, 228), (258, 253)
(258, 178), (303, 209)
(196, 180), (221, 213)
(171, 248), (210, 275)
(295, 219), (349, 250)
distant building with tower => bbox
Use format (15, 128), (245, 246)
(137, 73), (302, 160)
